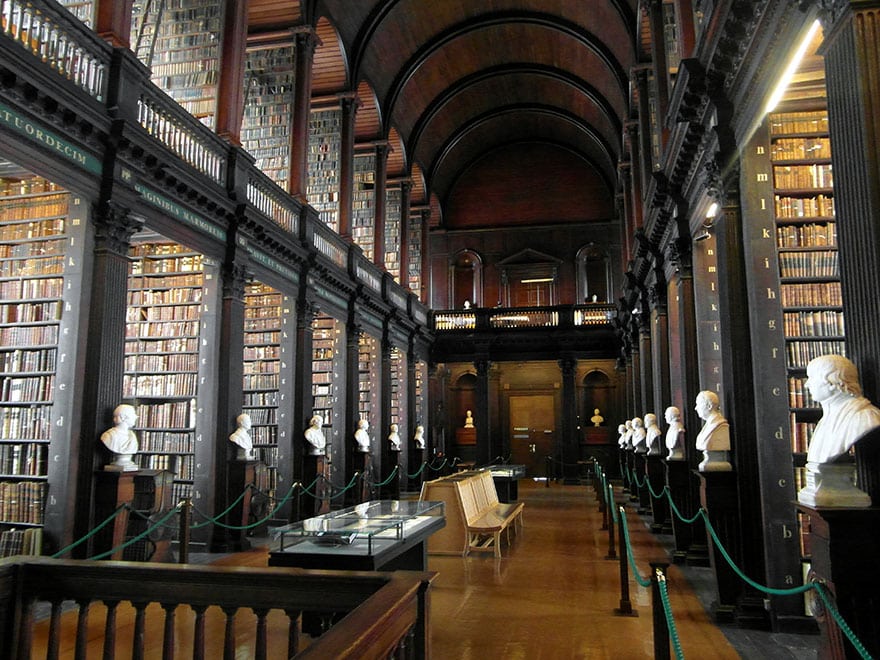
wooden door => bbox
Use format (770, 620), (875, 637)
(509, 395), (555, 476)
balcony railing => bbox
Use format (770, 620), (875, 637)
(433, 303), (615, 332)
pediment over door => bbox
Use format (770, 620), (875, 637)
(498, 249), (562, 307)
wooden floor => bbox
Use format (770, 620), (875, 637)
(31, 480), (750, 659)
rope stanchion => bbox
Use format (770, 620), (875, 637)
(406, 461), (428, 479)
(178, 497), (191, 564)
(605, 483), (617, 561)
(655, 566), (684, 660)
(614, 505), (638, 617)
(595, 459), (875, 659)
(367, 464), (400, 488)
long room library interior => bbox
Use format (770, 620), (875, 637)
(1, 1), (880, 658)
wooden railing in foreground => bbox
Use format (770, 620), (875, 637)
(0, 558), (435, 659)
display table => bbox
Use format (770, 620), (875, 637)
(484, 464), (526, 502)
(268, 500), (445, 571)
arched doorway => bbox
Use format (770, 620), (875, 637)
(450, 250), (482, 308)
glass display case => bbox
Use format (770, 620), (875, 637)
(482, 464), (526, 502)
(268, 500), (445, 571)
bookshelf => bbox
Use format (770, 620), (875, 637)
(131, 0), (223, 129)
(307, 109), (341, 232)
(125, 239), (215, 504)
(242, 44), (296, 189)
(57, 0), (95, 26)
(389, 346), (406, 434)
(407, 211), (421, 294)
(770, 109), (842, 468)
(769, 108), (843, 581)
(414, 359), (427, 431)
(384, 187), (402, 279)
(358, 333), (379, 434)
(243, 282), (283, 500)
(0, 175), (77, 556)
(352, 154), (375, 259)
(311, 315), (340, 459)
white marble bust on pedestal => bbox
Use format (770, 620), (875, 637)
(622, 419), (634, 449)
(304, 415), (326, 456)
(644, 413), (662, 455)
(664, 406), (685, 460)
(229, 413), (255, 460)
(617, 423), (627, 448)
(388, 423), (401, 451)
(413, 424), (426, 449)
(694, 391), (731, 471)
(631, 417), (647, 453)
(101, 404), (139, 471)
(355, 419), (371, 453)
(797, 354), (880, 507)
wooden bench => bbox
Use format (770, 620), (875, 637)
(456, 472), (524, 557)
(420, 471), (524, 558)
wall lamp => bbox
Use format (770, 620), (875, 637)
(694, 203), (718, 242)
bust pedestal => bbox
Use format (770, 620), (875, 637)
(698, 470), (741, 622)
(634, 452), (650, 513)
(797, 461), (871, 508)
(646, 455), (671, 533)
(382, 450), (401, 500)
(797, 504), (880, 659)
(93, 470), (135, 560)
(664, 459), (696, 564)
(303, 454), (330, 517)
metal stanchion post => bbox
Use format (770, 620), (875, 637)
(605, 484), (617, 560)
(614, 506), (637, 616)
(178, 498), (192, 564)
(651, 563), (671, 660)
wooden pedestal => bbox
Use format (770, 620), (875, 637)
(698, 470), (741, 621)
(664, 460), (695, 564)
(646, 456), (670, 533)
(303, 454), (330, 517)
(92, 470), (134, 561)
(797, 505), (880, 659)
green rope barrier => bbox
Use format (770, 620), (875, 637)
(300, 472), (361, 500)
(51, 503), (129, 558)
(189, 485), (253, 529)
(88, 503), (183, 561)
(630, 465), (646, 489)
(812, 581), (875, 660)
(663, 490), (703, 525)
(426, 458), (448, 472)
(406, 461), (428, 479)
(645, 476), (668, 501)
(618, 506), (651, 588)
(657, 568), (686, 660)
(596, 460), (874, 658)
(209, 480), (306, 531)
(368, 464), (400, 488)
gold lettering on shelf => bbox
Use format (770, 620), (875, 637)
(762, 228), (771, 239)
(756, 146), (765, 155)
(772, 386), (781, 396)
(767, 288), (777, 299)
(778, 478), (787, 487)
(768, 320), (776, 330)
(757, 173), (768, 182)
(782, 524), (793, 539)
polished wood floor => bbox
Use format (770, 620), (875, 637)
(31, 480), (749, 658)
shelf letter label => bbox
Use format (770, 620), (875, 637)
(767, 288), (777, 299)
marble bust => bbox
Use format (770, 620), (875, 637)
(664, 406), (685, 460)
(229, 413), (255, 460)
(388, 423), (402, 451)
(694, 391), (731, 471)
(464, 410), (474, 428)
(590, 408), (604, 427)
(617, 423), (627, 448)
(798, 354), (880, 507)
(630, 417), (647, 453)
(354, 419), (371, 453)
(622, 419), (634, 449)
(304, 415), (326, 456)
(644, 413), (662, 455)
(101, 404), (139, 471)
(413, 424), (426, 449)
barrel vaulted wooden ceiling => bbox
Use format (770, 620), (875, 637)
(248, 0), (641, 228)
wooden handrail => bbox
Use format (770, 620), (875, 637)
(0, 558), (435, 659)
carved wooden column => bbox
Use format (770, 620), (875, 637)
(209, 234), (249, 552)
(632, 66), (654, 199)
(74, 204), (143, 557)
(291, 293), (318, 520)
(820, 0), (880, 401)
(337, 93), (360, 240)
(214, 0), (248, 144)
(289, 30), (318, 197)
(649, 274), (670, 417)
(95, 0), (134, 47)
(558, 356), (578, 482)
(372, 142), (390, 269)
(625, 122), (645, 231)
(419, 209), (431, 303)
